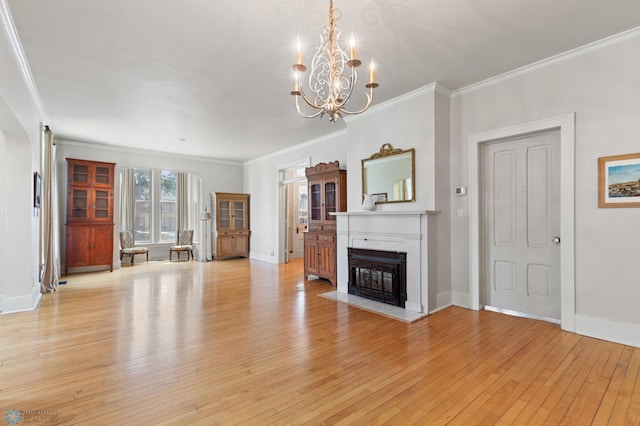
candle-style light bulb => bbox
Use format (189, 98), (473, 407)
(296, 39), (303, 65)
(369, 59), (376, 84)
(349, 34), (356, 61)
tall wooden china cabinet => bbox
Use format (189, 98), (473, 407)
(304, 161), (347, 285)
(211, 192), (250, 259)
(65, 158), (116, 275)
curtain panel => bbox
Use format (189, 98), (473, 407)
(119, 169), (135, 232)
(176, 172), (189, 233)
(41, 126), (59, 293)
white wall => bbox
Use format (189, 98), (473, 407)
(346, 86), (439, 212)
(0, 0), (43, 313)
(56, 141), (244, 266)
(244, 131), (347, 263)
(433, 90), (452, 310)
(0, 121), (39, 313)
(0, 129), (6, 305)
(450, 30), (640, 345)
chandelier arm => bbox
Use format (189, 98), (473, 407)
(297, 87), (331, 111)
(336, 88), (375, 116)
(294, 95), (326, 119)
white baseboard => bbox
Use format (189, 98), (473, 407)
(1, 292), (40, 315)
(452, 291), (471, 309)
(249, 253), (277, 264)
(430, 294), (639, 348)
(434, 291), (452, 312)
(430, 303), (453, 315)
(575, 314), (640, 348)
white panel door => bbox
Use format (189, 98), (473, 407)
(483, 131), (561, 320)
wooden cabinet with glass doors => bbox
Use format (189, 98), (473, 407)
(304, 161), (346, 285)
(211, 192), (250, 259)
(65, 158), (116, 275)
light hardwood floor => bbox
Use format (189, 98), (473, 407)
(1, 259), (638, 425)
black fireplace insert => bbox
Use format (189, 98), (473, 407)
(347, 247), (407, 308)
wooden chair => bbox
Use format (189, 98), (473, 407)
(170, 229), (194, 261)
(119, 231), (149, 265)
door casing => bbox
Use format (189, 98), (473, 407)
(468, 113), (575, 332)
(277, 158), (310, 264)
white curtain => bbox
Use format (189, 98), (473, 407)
(119, 169), (135, 232)
(176, 172), (189, 233)
(41, 126), (59, 293)
(197, 178), (209, 261)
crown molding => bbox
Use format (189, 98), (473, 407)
(244, 129), (348, 165)
(344, 82), (452, 124)
(55, 138), (243, 166)
(453, 26), (640, 97)
(0, 0), (46, 120)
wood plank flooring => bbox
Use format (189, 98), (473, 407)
(0, 258), (638, 425)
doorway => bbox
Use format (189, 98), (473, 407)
(482, 131), (560, 321)
(278, 162), (309, 263)
(468, 114), (575, 332)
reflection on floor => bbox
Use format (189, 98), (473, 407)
(319, 290), (429, 323)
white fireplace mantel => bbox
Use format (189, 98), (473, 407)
(333, 210), (439, 313)
(333, 210), (440, 217)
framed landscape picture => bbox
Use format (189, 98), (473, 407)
(598, 152), (640, 208)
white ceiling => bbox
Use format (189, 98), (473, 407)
(7, 0), (640, 162)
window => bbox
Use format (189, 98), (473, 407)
(134, 169), (151, 242)
(130, 169), (186, 244)
(122, 168), (202, 247)
(160, 170), (176, 242)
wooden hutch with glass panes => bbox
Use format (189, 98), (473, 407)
(211, 192), (251, 259)
(304, 161), (347, 285)
(64, 158), (116, 275)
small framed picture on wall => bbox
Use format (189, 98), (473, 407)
(598, 152), (640, 208)
(33, 171), (42, 209)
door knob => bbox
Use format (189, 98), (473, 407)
(553, 236), (561, 244)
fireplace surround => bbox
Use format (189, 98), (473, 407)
(334, 211), (439, 313)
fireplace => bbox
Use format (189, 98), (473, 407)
(348, 248), (407, 308)
(335, 211), (438, 313)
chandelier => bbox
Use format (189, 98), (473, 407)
(290, 0), (379, 122)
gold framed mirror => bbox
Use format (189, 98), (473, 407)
(361, 143), (415, 204)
